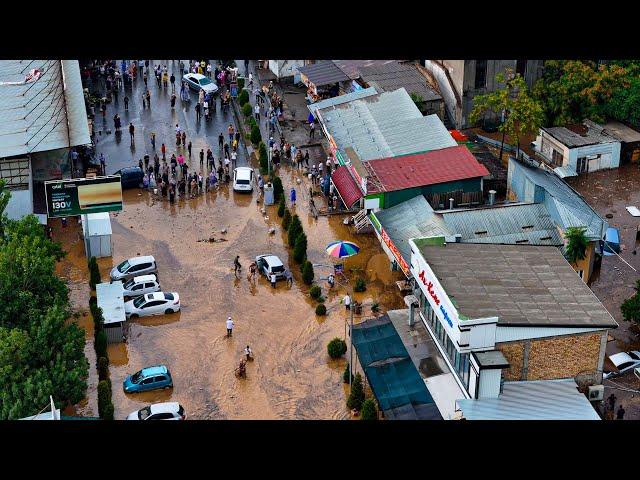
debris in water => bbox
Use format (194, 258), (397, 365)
(268, 227), (276, 235)
(221, 228), (227, 234)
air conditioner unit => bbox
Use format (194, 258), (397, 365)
(588, 385), (605, 402)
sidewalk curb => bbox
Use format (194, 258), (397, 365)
(231, 98), (253, 165)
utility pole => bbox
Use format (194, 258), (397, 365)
(349, 288), (354, 390)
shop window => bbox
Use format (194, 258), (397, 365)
(475, 60), (488, 89)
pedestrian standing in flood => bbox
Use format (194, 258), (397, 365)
(170, 93), (176, 108)
(218, 132), (224, 150)
(170, 72), (175, 93)
(226, 317), (234, 337)
(161, 143), (166, 160)
(290, 187), (296, 206)
(617, 405), (625, 420)
(195, 102), (201, 121)
(124, 95), (129, 110)
(188, 141), (192, 158)
(199, 148), (204, 167)
(270, 272), (277, 289)
(285, 270), (293, 287)
(129, 123), (135, 145)
(234, 256), (242, 276)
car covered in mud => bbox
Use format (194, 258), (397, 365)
(126, 402), (185, 420)
(121, 274), (161, 298)
(255, 254), (286, 281)
(110, 255), (158, 282)
(124, 291), (180, 318)
(123, 365), (173, 393)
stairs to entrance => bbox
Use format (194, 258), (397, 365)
(353, 209), (374, 234)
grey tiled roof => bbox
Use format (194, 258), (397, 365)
(358, 62), (442, 102)
(298, 60), (350, 86)
(417, 243), (617, 328)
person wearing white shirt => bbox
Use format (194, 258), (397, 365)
(206, 63), (212, 77)
(226, 317), (234, 337)
(343, 294), (351, 310)
(270, 273), (277, 288)
(244, 345), (253, 361)
(231, 151), (237, 164)
(254, 102), (260, 121)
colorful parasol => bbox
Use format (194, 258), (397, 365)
(326, 240), (360, 258)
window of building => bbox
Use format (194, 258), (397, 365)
(0, 158), (30, 190)
(551, 149), (564, 166)
(577, 156), (589, 174)
(475, 60), (488, 89)
(516, 60), (527, 77)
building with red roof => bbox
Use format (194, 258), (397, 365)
(363, 145), (489, 209)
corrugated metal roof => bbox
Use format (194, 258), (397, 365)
(330, 166), (363, 208)
(298, 60), (350, 86)
(553, 165), (578, 178)
(358, 62), (442, 102)
(456, 379), (600, 420)
(308, 87), (377, 116)
(542, 120), (618, 148)
(319, 88), (456, 162)
(417, 243), (618, 328)
(365, 145), (489, 192)
(332, 59), (399, 80)
(374, 195), (451, 264)
(515, 159), (606, 240)
(96, 282), (126, 325)
(442, 203), (563, 246)
(602, 120), (640, 143)
(0, 60), (90, 158)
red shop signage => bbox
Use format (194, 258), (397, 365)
(381, 228), (410, 275)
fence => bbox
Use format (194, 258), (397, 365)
(426, 190), (484, 210)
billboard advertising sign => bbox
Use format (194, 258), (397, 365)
(45, 176), (123, 218)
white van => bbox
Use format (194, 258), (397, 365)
(121, 274), (161, 298)
(110, 255), (158, 282)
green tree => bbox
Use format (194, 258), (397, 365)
(282, 209), (292, 231)
(533, 60), (630, 126)
(242, 102), (252, 117)
(0, 179), (12, 239)
(564, 226), (588, 264)
(470, 69), (543, 160)
(347, 373), (365, 411)
(272, 176), (284, 201)
(277, 197), (286, 218)
(602, 76), (640, 128)
(293, 232), (307, 264)
(327, 338), (347, 358)
(238, 89), (249, 106)
(250, 125), (262, 145)
(287, 215), (302, 247)
(621, 280), (640, 326)
(4, 214), (64, 261)
(302, 260), (314, 285)
(360, 398), (378, 420)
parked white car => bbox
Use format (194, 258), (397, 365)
(110, 256), (157, 282)
(121, 274), (161, 298)
(126, 402), (186, 420)
(183, 73), (218, 95)
(125, 292), (180, 318)
(255, 254), (286, 281)
(604, 351), (640, 379)
(233, 167), (254, 192)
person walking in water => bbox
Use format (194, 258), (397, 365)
(218, 132), (224, 150)
(124, 95), (129, 110)
(234, 256), (242, 276)
(244, 345), (253, 361)
(226, 317), (234, 337)
(129, 122), (135, 145)
(290, 187), (296, 207)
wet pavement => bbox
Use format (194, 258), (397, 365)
(566, 164), (640, 419)
(67, 60), (405, 419)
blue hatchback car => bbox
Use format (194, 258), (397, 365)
(123, 365), (173, 394)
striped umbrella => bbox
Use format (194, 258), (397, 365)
(326, 240), (360, 258)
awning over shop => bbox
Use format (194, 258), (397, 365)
(331, 166), (363, 209)
(352, 315), (441, 420)
(298, 61), (350, 88)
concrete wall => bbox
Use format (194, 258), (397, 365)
(567, 142), (621, 172)
(268, 60), (306, 79)
(496, 331), (605, 383)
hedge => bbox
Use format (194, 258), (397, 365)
(98, 356), (109, 381)
(238, 77), (245, 90)
(293, 232), (307, 264)
(88, 256), (101, 290)
(250, 125), (262, 145)
(249, 116), (258, 130)
(302, 260), (314, 285)
(343, 363), (353, 384)
(277, 197), (285, 217)
(272, 176), (284, 201)
(360, 399), (378, 420)
(287, 215), (302, 247)
(327, 338), (347, 358)
(309, 285), (322, 300)
(97, 379), (113, 419)
(282, 209), (292, 230)
(347, 373), (365, 411)
(95, 330), (107, 358)
(238, 89), (249, 106)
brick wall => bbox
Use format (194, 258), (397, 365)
(527, 332), (601, 381)
(497, 342), (525, 381)
(496, 332), (602, 382)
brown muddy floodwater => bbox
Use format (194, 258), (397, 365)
(85, 160), (405, 420)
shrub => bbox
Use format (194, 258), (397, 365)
(97, 379), (112, 419)
(310, 285), (322, 299)
(242, 102), (252, 117)
(248, 116), (257, 130)
(95, 330), (108, 358)
(327, 337), (347, 359)
(237, 77), (245, 90)
(277, 197), (285, 217)
(293, 232), (307, 264)
(97, 356), (109, 381)
(360, 398), (378, 420)
(92, 306), (104, 331)
(287, 215), (302, 247)
(302, 260), (314, 285)
(259, 142), (268, 173)
(315, 304), (327, 316)
(102, 402), (114, 421)
(272, 176), (284, 201)
(250, 125), (262, 145)
(318, 296), (325, 303)
(343, 363), (353, 384)
(371, 302), (380, 313)
(354, 278), (367, 292)
(238, 89), (249, 106)
(347, 373), (365, 411)
(282, 209), (292, 230)
(88, 256), (101, 289)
